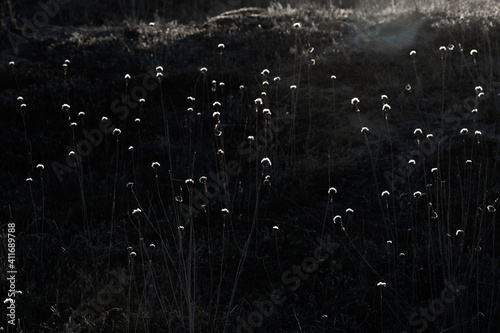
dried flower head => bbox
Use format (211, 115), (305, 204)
(346, 208), (354, 213)
(471, 108), (478, 114)
(413, 128), (422, 135)
(78, 111), (85, 117)
(261, 69), (270, 76)
(254, 98), (263, 105)
(113, 128), (121, 136)
(62, 104), (70, 110)
(408, 159), (416, 165)
(410, 50), (416, 56)
(470, 49), (477, 56)
(199, 176), (207, 183)
(413, 191), (422, 198)
(261, 157), (272, 168)
(475, 130), (482, 136)
(151, 162), (160, 169)
(221, 208), (230, 214)
(487, 205), (496, 213)
(132, 208), (142, 216)
(273, 225), (279, 230)
(328, 187), (337, 195)
(361, 127), (369, 133)
(9, 61), (15, 67)
(381, 190), (390, 197)
(460, 128), (468, 134)
(381, 94), (388, 100)
(212, 111), (220, 118)
(36, 164), (44, 170)
(124, 74), (131, 80)
(199, 67), (207, 74)
(382, 103), (391, 111)
(218, 43), (225, 49)
(456, 229), (464, 236)
(290, 85), (297, 90)
(439, 46), (446, 52)
(263, 108), (271, 115)
(351, 97), (360, 105)
(431, 167), (438, 173)
(185, 178), (194, 185)
(293, 22), (301, 29)
(330, 75), (336, 80)
(333, 215), (342, 224)
(377, 282), (387, 287)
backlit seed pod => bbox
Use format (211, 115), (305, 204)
(471, 109), (478, 113)
(187, 96), (195, 101)
(17, 96), (23, 102)
(346, 208), (354, 213)
(274, 76), (281, 81)
(178, 225), (184, 230)
(426, 134), (433, 139)
(351, 97), (360, 105)
(70, 122), (77, 127)
(263, 109), (271, 115)
(185, 179), (194, 185)
(199, 176), (207, 183)
(431, 167), (438, 173)
(261, 157), (272, 168)
(460, 128), (468, 134)
(333, 215), (342, 224)
(124, 74), (131, 80)
(290, 85), (297, 90)
(408, 159), (416, 165)
(218, 43), (225, 49)
(128, 146), (133, 151)
(330, 75), (336, 80)
(139, 98), (145, 103)
(381, 190), (390, 197)
(328, 187), (337, 195)
(293, 22), (301, 29)
(273, 225), (279, 230)
(381, 94), (388, 100)
(377, 282), (387, 287)
(439, 46), (446, 51)
(487, 205), (496, 213)
(151, 162), (160, 169)
(413, 128), (422, 135)
(410, 50), (416, 56)
(217, 149), (224, 155)
(254, 98), (263, 105)
(78, 111), (85, 117)
(456, 230), (464, 236)
(361, 127), (369, 133)
(248, 136), (255, 141)
(221, 208), (230, 214)
(200, 67), (207, 74)
(413, 191), (422, 198)
(475, 86), (483, 92)
(9, 61), (15, 67)
(62, 104), (70, 110)
(212, 111), (220, 118)
(470, 49), (477, 56)
(132, 208), (142, 216)
(382, 103), (391, 111)
(156, 66), (163, 72)
(36, 164), (44, 170)
(113, 128), (121, 136)
(26, 178), (33, 182)
(213, 101), (221, 107)
(475, 131), (482, 136)
(261, 69), (270, 76)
